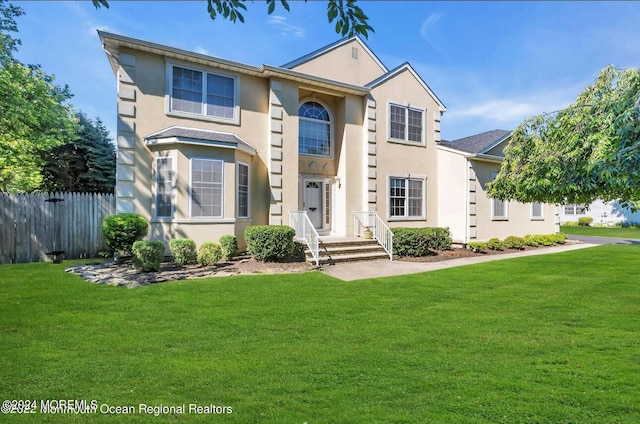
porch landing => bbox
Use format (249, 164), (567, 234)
(306, 236), (390, 265)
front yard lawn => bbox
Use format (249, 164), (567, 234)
(561, 225), (640, 239)
(1, 245), (640, 423)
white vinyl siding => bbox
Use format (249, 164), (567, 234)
(190, 159), (224, 218)
(170, 65), (237, 121)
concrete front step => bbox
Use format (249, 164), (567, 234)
(305, 238), (390, 265)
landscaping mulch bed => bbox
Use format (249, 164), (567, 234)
(67, 242), (576, 288)
(395, 242), (573, 262)
(66, 255), (316, 288)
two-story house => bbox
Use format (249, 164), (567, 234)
(99, 31), (557, 255)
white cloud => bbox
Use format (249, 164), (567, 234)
(193, 46), (210, 56)
(419, 12), (445, 52)
(267, 15), (305, 38)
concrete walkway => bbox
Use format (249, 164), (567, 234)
(321, 242), (599, 281)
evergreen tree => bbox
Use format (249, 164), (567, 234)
(40, 112), (115, 193)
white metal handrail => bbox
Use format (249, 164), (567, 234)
(353, 211), (393, 261)
(289, 211), (320, 267)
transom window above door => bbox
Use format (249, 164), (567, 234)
(299, 101), (331, 157)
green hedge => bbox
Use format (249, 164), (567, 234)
(245, 225), (295, 262)
(487, 238), (503, 251)
(198, 242), (222, 267)
(468, 241), (487, 253)
(132, 240), (165, 272)
(503, 236), (525, 250)
(578, 217), (593, 226)
(102, 213), (148, 255)
(169, 239), (197, 266)
(219, 235), (238, 261)
(391, 227), (452, 257)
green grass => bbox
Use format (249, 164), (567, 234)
(1, 246), (640, 423)
(561, 225), (640, 239)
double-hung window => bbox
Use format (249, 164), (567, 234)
(171, 65), (236, 120)
(191, 159), (224, 218)
(564, 204), (586, 215)
(389, 176), (424, 218)
(490, 172), (508, 220)
(237, 163), (249, 218)
(531, 202), (543, 219)
(154, 157), (173, 218)
(389, 103), (423, 144)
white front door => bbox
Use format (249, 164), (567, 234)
(304, 180), (323, 229)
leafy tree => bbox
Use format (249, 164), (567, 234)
(92, 0), (374, 38)
(40, 112), (116, 193)
(0, 0), (78, 192)
(488, 66), (640, 210)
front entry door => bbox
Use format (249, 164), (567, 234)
(304, 181), (323, 229)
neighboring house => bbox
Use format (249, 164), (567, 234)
(99, 32), (556, 252)
(437, 130), (558, 244)
(559, 200), (640, 225)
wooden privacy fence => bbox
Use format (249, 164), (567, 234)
(0, 192), (115, 264)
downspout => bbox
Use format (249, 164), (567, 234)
(463, 157), (469, 247)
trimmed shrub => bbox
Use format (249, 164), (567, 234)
(578, 216), (593, 226)
(503, 236), (525, 250)
(102, 213), (148, 255)
(219, 235), (238, 261)
(487, 238), (503, 251)
(169, 239), (197, 266)
(532, 234), (554, 246)
(563, 221), (579, 227)
(244, 225), (295, 262)
(132, 240), (165, 272)
(468, 242), (487, 253)
(391, 227), (452, 257)
(524, 235), (539, 247)
(428, 227), (453, 251)
(290, 241), (307, 262)
(550, 233), (567, 244)
(198, 242), (222, 267)
(391, 228), (431, 257)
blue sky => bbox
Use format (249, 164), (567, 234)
(13, 1), (640, 141)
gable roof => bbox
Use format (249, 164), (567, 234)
(98, 31), (369, 97)
(441, 129), (511, 154)
(281, 36), (388, 73)
(366, 62), (447, 112)
(144, 126), (256, 155)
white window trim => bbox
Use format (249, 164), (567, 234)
(298, 97), (334, 159)
(236, 161), (250, 219)
(165, 61), (239, 125)
(152, 155), (176, 221)
(531, 202), (544, 220)
(189, 157), (225, 219)
(387, 174), (426, 221)
(491, 199), (509, 220)
(490, 172), (508, 221)
(387, 101), (426, 146)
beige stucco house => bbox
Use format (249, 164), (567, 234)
(99, 32), (557, 255)
(437, 130), (558, 244)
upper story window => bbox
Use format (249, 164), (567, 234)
(170, 65), (237, 121)
(564, 204), (586, 215)
(299, 101), (331, 157)
(389, 103), (424, 144)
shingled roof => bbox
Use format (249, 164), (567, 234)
(441, 129), (511, 154)
(144, 126), (256, 155)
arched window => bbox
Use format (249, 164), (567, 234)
(299, 101), (331, 156)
